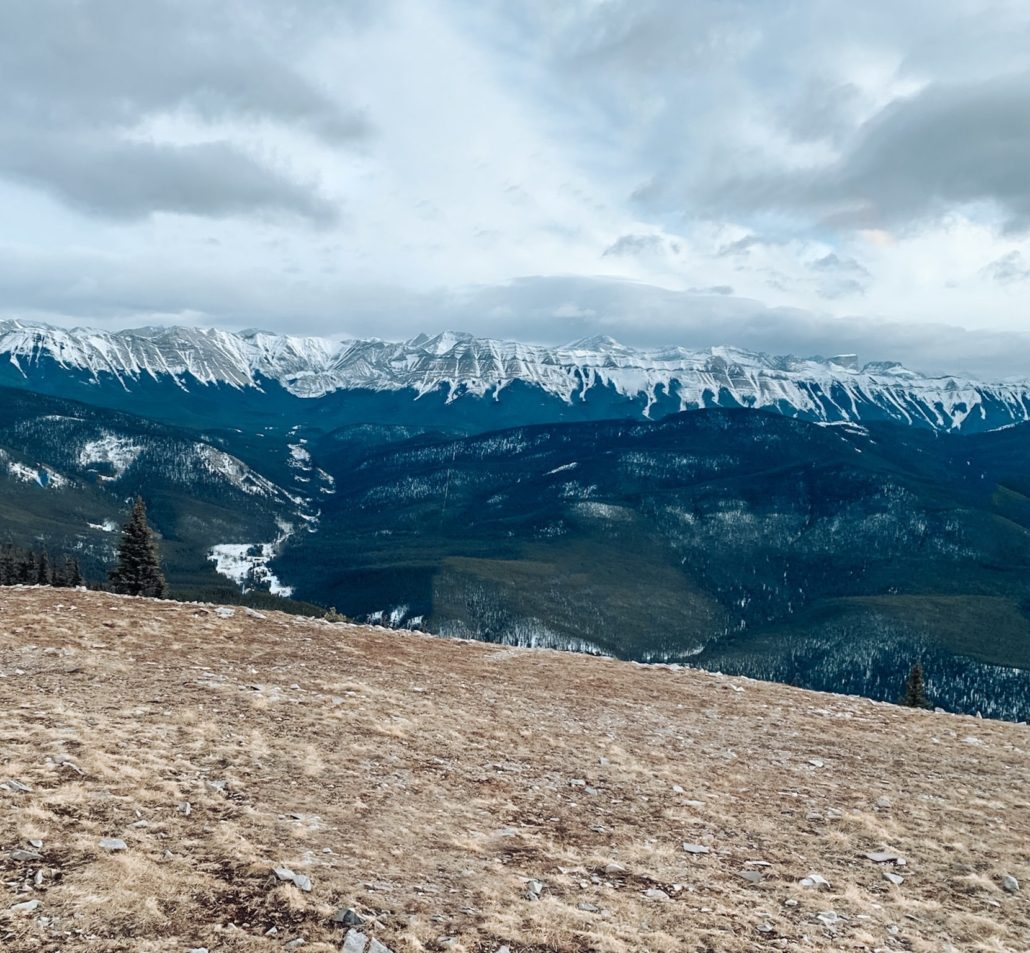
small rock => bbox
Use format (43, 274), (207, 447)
(11, 899), (42, 913)
(525, 879), (544, 899)
(604, 861), (626, 875)
(188, 948), (208, 953)
(808, 759), (825, 768)
(99, 838), (127, 851)
(10, 849), (43, 862)
(284, 940), (305, 951)
(205, 779), (227, 794)
(332, 907), (366, 927)
(215, 606), (235, 618)
(672, 784), (685, 794)
(1, 779), (31, 793)
(757, 921), (774, 934)
(265, 926), (278, 936)
(784, 899), (799, 908)
(883, 871), (905, 886)
(178, 801), (192, 816)
(739, 870), (763, 884)
(341, 930), (368, 953)
(577, 901), (600, 913)
(368, 940), (393, 953)
(682, 843), (710, 855)
(1002, 874), (1020, 894)
(28, 839), (43, 849)
(875, 797), (891, 810)
(816, 910), (844, 927)
(799, 873), (830, 889)
(644, 888), (670, 901)
(864, 849), (903, 864)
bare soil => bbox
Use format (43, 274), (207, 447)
(0, 587), (1027, 952)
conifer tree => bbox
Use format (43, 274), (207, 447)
(64, 556), (84, 588)
(36, 551), (51, 586)
(900, 660), (931, 709)
(109, 497), (167, 597)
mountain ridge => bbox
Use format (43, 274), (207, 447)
(2, 319), (1029, 432)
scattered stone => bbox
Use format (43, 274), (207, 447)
(757, 921), (774, 934)
(577, 901), (600, 913)
(178, 801), (192, 816)
(808, 759), (825, 768)
(205, 779), (227, 794)
(784, 899), (799, 908)
(815, 911), (844, 927)
(368, 940), (393, 953)
(864, 849), (904, 864)
(672, 784), (685, 793)
(265, 926), (278, 936)
(683, 843), (710, 855)
(11, 899), (42, 913)
(10, 849), (43, 862)
(875, 797), (892, 810)
(332, 907), (366, 927)
(883, 872), (905, 886)
(604, 861), (627, 875)
(284, 940), (305, 950)
(28, 839), (43, 849)
(569, 779), (586, 787)
(1002, 875), (1020, 894)
(188, 948), (209, 953)
(800, 873), (830, 890)
(739, 870), (764, 884)
(341, 930), (368, 953)
(99, 838), (127, 851)
(272, 865), (311, 892)
(1, 779), (31, 793)
(644, 888), (670, 901)
(215, 606), (235, 618)
(525, 879), (544, 899)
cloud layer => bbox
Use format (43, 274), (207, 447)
(1, 0), (1030, 378)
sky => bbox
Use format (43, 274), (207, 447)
(2, 0), (1030, 377)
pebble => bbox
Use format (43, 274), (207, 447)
(739, 870), (764, 884)
(272, 866), (312, 892)
(1002, 874), (1019, 893)
(10, 849), (43, 862)
(864, 849), (903, 864)
(1, 779), (31, 793)
(341, 930), (368, 953)
(368, 940), (393, 953)
(800, 873), (830, 890)
(604, 861), (627, 875)
(644, 888), (670, 901)
(816, 910), (844, 927)
(332, 907), (366, 926)
(883, 872), (905, 886)
(11, 899), (42, 913)
(683, 843), (710, 855)
(99, 838), (127, 851)
(577, 901), (600, 913)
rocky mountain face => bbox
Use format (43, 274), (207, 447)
(2, 320), (1029, 432)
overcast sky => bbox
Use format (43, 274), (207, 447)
(3, 0), (1030, 376)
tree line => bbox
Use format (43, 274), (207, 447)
(0, 496), (166, 597)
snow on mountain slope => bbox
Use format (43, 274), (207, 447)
(2, 320), (1029, 431)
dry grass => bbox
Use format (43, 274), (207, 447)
(0, 587), (1027, 952)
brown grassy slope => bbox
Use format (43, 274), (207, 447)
(0, 587), (1027, 953)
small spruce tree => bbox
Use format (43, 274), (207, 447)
(900, 660), (931, 709)
(36, 550), (52, 586)
(109, 497), (167, 598)
(64, 556), (85, 588)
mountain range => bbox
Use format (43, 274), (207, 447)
(1, 319), (1029, 720)
(3, 319), (1030, 432)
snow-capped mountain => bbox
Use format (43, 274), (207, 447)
(2, 320), (1029, 432)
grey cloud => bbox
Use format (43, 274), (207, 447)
(602, 233), (680, 257)
(982, 251), (1030, 284)
(0, 134), (337, 224)
(714, 73), (1030, 232)
(0, 0), (367, 220)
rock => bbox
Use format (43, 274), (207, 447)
(10, 849), (43, 861)
(757, 921), (774, 934)
(341, 930), (368, 953)
(800, 873), (830, 889)
(875, 797), (892, 810)
(272, 865), (311, 892)
(864, 849), (903, 864)
(525, 879), (544, 899)
(577, 902), (600, 913)
(11, 899), (42, 913)
(368, 940), (393, 953)
(205, 779), (227, 794)
(28, 839), (43, 849)
(188, 948), (209, 953)
(215, 606), (235, 618)
(604, 861), (627, 875)
(284, 940), (305, 950)
(1002, 874), (1020, 893)
(808, 759), (825, 768)
(1, 779), (31, 793)
(815, 910), (844, 927)
(332, 907), (366, 927)
(644, 888), (670, 901)
(672, 784), (685, 793)
(739, 870), (764, 884)
(99, 838), (127, 851)
(883, 872), (905, 886)
(569, 779), (586, 787)
(178, 801), (192, 816)
(265, 926), (278, 935)
(682, 843), (710, 855)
